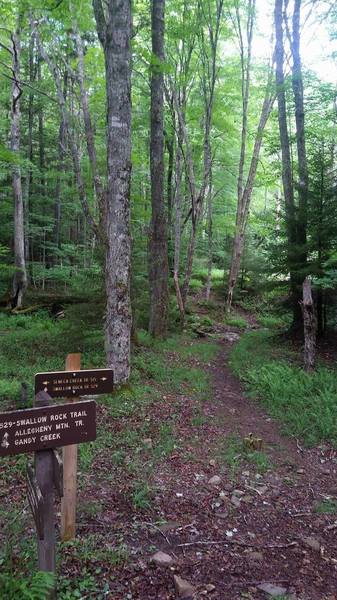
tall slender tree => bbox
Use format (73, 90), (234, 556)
(291, 0), (308, 287)
(93, 0), (132, 384)
(10, 21), (27, 308)
(149, 0), (169, 337)
(226, 2), (275, 311)
(274, 0), (308, 328)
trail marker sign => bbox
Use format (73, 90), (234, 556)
(35, 368), (114, 398)
(0, 400), (96, 457)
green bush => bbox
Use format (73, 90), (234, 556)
(0, 571), (54, 600)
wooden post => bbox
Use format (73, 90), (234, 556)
(302, 277), (317, 372)
(34, 391), (56, 579)
(61, 353), (81, 541)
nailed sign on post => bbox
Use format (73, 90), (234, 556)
(0, 400), (96, 457)
(35, 368), (114, 398)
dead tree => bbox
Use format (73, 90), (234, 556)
(302, 277), (316, 372)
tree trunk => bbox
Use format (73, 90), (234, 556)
(53, 73), (67, 255)
(24, 27), (35, 266)
(33, 25), (99, 241)
(274, 0), (299, 327)
(93, 0), (132, 384)
(205, 167), (213, 302)
(148, 0), (169, 337)
(10, 25), (27, 308)
(302, 277), (316, 372)
(37, 58), (45, 198)
(72, 16), (106, 229)
(292, 0), (308, 270)
(226, 82), (274, 311)
(173, 135), (184, 323)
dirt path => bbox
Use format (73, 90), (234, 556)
(67, 328), (337, 600)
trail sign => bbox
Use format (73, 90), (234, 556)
(35, 368), (113, 398)
(0, 400), (96, 457)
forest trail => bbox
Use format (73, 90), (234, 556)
(65, 317), (337, 600)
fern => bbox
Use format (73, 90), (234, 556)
(0, 571), (54, 600)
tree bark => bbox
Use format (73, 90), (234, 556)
(205, 166), (213, 302)
(292, 0), (308, 278)
(10, 25), (27, 308)
(275, 0), (299, 327)
(33, 25), (100, 241)
(72, 16), (106, 229)
(93, 0), (132, 384)
(149, 0), (169, 337)
(302, 277), (316, 372)
(24, 27), (35, 266)
(53, 72), (67, 255)
(173, 131), (184, 324)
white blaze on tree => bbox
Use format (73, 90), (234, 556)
(93, 0), (132, 384)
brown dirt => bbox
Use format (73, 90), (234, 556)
(71, 323), (337, 600)
(2, 313), (337, 599)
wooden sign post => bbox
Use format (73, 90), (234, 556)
(0, 386), (98, 583)
(61, 353), (80, 541)
(34, 391), (55, 575)
(34, 359), (113, 542)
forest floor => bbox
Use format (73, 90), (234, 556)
(61, 305), (337, 600)
(1, 296), (337, 599)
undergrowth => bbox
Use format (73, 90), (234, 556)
(219, 434), (272, 478)
(230, 330), (337, 446)
(0, 304), (216, 592)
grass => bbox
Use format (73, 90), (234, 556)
(132, 482), (152, 510)
(230, 330), (337, 446)
(225, 313), (248, 329)
(192, 267), (224, 283)
(313, 499), (337, 514)
(218, 434), (272, 478)
(257, 314), (285, 329)
(0, 301), (216, 591)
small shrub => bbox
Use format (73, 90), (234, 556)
(230, 331), (337, 446)
(189, 278), (204, 291)
(225, 314), (247, 329)
(132, 483), (152, 510)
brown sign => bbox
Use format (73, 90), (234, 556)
(0, 400), (96, 457)
(35, 369), (113, 398)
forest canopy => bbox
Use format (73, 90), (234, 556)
(1, 0), (337, 379)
